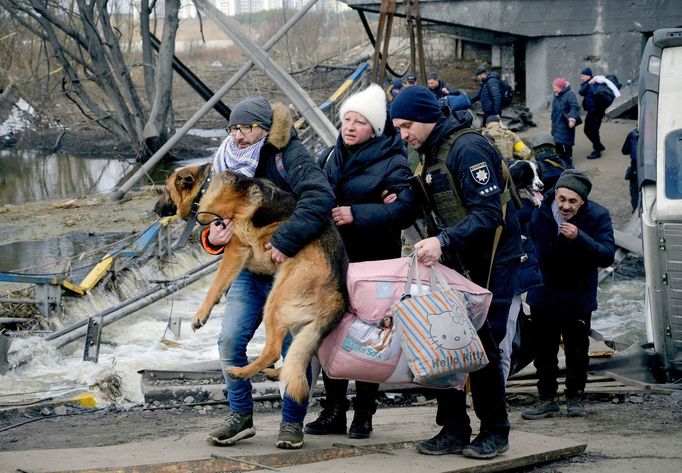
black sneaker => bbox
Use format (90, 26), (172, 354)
(521, 400), (561, 420)
(304, 400), (347, 435)
(207, 411), (255, 446)
(462, 432), (509, 459)
(276, 422), (304, 449)
(566, 397), (587, 417)
(348, 410), (373, 439)
(587, 151), (602, 159)
(416, 427), (470, 455)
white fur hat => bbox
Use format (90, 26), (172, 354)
(338, 83), (387, 136)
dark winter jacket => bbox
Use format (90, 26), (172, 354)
(418, 110), (523, 284)
(471, 71), (503, 119)
(203, 102), (335, 258)
(428, 80), (451, 99)
(578, 81), (598, 113)
(322, 132), (418, 263)
(516, 200), (543, 295)
(526, 189), (616, 312)
(551, 86), (581, 146)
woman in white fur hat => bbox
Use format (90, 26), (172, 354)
(305, 83), (418, 439)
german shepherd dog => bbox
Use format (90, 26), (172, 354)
(155, 167), (348, 402)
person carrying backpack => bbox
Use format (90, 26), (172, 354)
(578, 68), (620, 160)
(471, 66), (505, 125)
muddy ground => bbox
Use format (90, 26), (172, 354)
(0, 390), (681, 472)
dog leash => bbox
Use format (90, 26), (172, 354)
(174, 165), (213, 249)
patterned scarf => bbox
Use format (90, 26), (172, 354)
(212, 135), (266, 177)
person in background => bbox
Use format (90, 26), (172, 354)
(483, 115), (533, 161)
(391, 85), (522, 460)
(405, 73), (417, 87)
(578, 68), (610, 160)
(387, 78), (403, 102)
(621, 127), (639, 212)
(471, 66), (503, 124)
(522, 170), (615, 419)
(201, 96), (336, 450)
(426, 70), (451, 99)
(305, 84), (417, 439)
(550, 77), (580, 167)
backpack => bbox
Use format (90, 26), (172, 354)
(593, 82), (615, 110)
(605, 74), (622, 90)
(500, 79), (513, 106)
(533, 145), (571, 190)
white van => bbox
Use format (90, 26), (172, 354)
(639, 28), (682, 380)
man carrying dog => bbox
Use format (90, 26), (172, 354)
(391, 86), (522, 459)
(200, 96), (336, 449)
(522, 170), (615, 419)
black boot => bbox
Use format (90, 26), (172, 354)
(304, 398), (348, 435)
(348, 405), (376, 439)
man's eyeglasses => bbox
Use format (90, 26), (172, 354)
(225, 124), (260, 136)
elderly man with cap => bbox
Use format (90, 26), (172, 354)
(391, 85), (523, 459)
(522, 169), (615, 419)
(471, 65), (503, 124)
(201, 96), (336, 449)
(550, 77), (581, 167)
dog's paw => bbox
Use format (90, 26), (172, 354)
(262, 367), (281, 381)
(191, 314), (209, 331)
(226, 366), (250, 380)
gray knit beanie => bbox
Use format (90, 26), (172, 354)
(555, 169), (592, 201)
(228, 96), (273, 130)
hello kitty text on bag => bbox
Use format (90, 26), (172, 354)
(392, 255), (489, 382)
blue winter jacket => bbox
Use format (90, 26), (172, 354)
(471, 71), (503, 118)
(551, 86), (581, 146)
(515, 200), (543, 295)
(526, 189), (616, 312)
(322, 132), (418, 263)
(578, 81), (597, 113)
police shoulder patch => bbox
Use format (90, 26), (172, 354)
(469, 162), (490, 185)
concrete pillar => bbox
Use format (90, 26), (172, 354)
(501, 44), (515, 89)
(491, 45), (501, 67)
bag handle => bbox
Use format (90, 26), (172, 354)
(403, 253), (427, 298)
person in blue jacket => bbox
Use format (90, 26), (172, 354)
(305, 83), (418, 439)
(578, 67), (606, 160)
(550, 77), (581, 168)
(522, 170), (615, 419)
(471, 66), (503, 124)
(391, 85), (522, 460)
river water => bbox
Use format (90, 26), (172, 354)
(0, 148), (647, 407)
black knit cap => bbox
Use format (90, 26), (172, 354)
(228, 96), (273, 130)
(390, 85), (442, 124)
(555, 169), (592, 201)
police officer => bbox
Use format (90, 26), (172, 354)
(391, 86), (522, 459)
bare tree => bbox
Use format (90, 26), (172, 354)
(0, 0), (180, 159)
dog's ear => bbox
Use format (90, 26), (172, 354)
(174, 169), (195, 190)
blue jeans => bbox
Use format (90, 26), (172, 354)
(218, 269), (310, 423)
